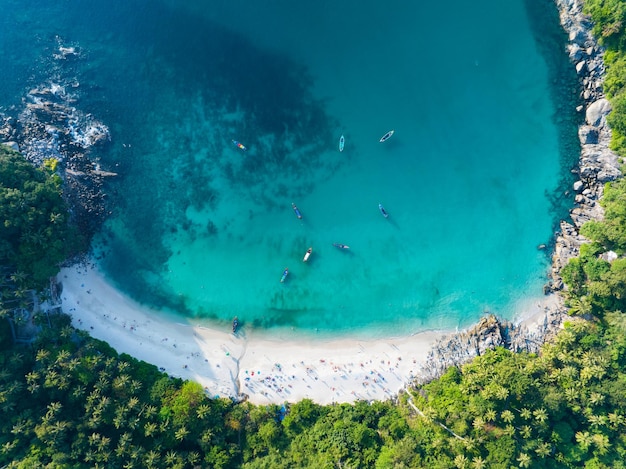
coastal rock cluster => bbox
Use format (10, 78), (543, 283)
(549, 0), (622, 290)
(416, 0), (622, 386)
(0, 40), (115, 239)
(416, 311), (565, 384)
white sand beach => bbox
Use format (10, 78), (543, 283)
(59, 263), (446, 405)
(58, 262), (563, 405)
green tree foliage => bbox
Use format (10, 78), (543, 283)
(0, 146), (76, 298)
(585, 0), (626, 49)
(562, 179), (626, 314)
(585, 0), (626, 154)
(0, 322), (242, 468)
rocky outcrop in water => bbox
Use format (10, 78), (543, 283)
(0, 40), (114, 240)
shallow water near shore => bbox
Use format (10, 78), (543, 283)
(1, 0), (580, 335)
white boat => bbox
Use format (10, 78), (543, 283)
(379, 130), (394, 143)
(303, 247), (312, 262)
(379, 203), (389, 218)
(339, 135), (345, 152)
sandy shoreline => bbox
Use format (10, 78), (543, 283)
(59, 263), (455, 405)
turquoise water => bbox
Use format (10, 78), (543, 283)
(0, 0), (580, 335)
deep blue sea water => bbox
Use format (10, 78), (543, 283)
(0, 0), (581, 336)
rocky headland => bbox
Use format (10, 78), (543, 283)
(416, 0), (623, 385)
(0, 39), (115, 240)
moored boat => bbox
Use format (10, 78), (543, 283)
(232, 140), (247, 151)
(303, 247), (312, 262)
(339, 135), (345, 152)
(232, 316), (239, 333)
(378, 203), (389, 218)
(332, 243), (350, 250)
(292, 203), (302, 219)
(379, 130), (394, 143)
(280, 268), (289, 283)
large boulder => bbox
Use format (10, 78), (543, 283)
(586, 98), (612, 126)
(578, 125), (598, 144)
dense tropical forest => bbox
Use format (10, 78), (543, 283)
(2, 1), (626, 467)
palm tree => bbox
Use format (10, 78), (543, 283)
(60, 325), (73, 339)
(9, 271), (27, 286)
(564, 387), (578, 402)
(520, 425), (532, 439)
(144, 450), (159, 468)
(165, 450), (179, 466)
(196, 404), (211, 420)
(113, 374), (130, 391)
(2, 439), (18, 454)
(141, 404), (157, 419)
(519, 408), (532, 421)
(503, 425), (516, 437)
(471, 456), (486, 469)
(72, 385), (86, 400)
(589, 392), (605, 407)
(49, 212), (63, 224)
(25, 371), (40, 385)
(472, 416), (485, 431)
(88, 432), (101, 446)
(592, 433), (611, 455)
(494, 385), (509, 400)
(11, 420), (27, 436)
(57, 376), (70, 391)
(484, 409), (496, 423)
(187, 451), (201, 465)
(130, 380), (142, 394)
(97, 435), (111, 453)
(533, 408), (548, 424)
(47, 401), (62, 416)
(587, 413), (608, 428)
(175, 426), (189, 442)
(55, 349), (70, 364)
(144, 422), (157, 438)
(454, 454), (469, 469)
(568, 295), (592, 316)
(44, 369), (60, 388)
(0, 307), (10, 320)
(127, 396), (139, 410)
(127, 416), (140, 430)
(200, 429), (214, 446)
(113, 414), (126, 430)
(608, 411), (625, 429)
(118, 361), (131, 372)
(87, 414), (102, 429)
(535, 441), (552, 458)
(115, 435), (132, 459)
(516, 452), (532, 468)
(501, 410), (515, 424)
(67, 358), (80, 371)
(575, 430), (592, 451)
